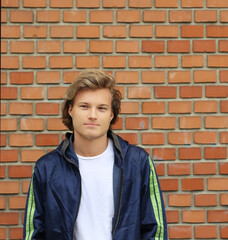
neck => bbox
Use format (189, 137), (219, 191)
(72, 133), (109, 157)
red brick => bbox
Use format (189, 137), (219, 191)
(154, 86), (176, 99)
(142, 133), (165, 145)
(220, 193), (228, 205)
(194, 70), (217, 83)
(115, 71), (139, 84)
(167, 40), (190, 53)
(0, 181), (19, 194)
(129, 25), (153, 38)
(181, 25), (204, 38)
(63, 10), (86, 22)
(208, 55), (228, 67)
(208, 210), (228, 222)
(23, 0), (46, 7)
(169, 101), (191, 114)
(117, 133), (138, 145)
(125, 117), (149, 130)
(181, 0), (204, 8)
(64, 41), (87, 53)
(77, 26), (100, 38)
(49, 56), (73, 69)
(37, 71), (60, 84)
(10, 10), (33, 23)
(129, 0), (152, 7)
(143, 10), (166, 22)
(193, 40), (216, 52)
(1, 10), (7, 23)
(220, 132), (228, 144)
(168, 71), (191, 83)
(168, 132), (191, 145)
(205, 147), (227, 159)
(9, 227), (23, 240)
(24, 26), (47, 38)
(90, 10), (113, 23)
(116, 40), (139, 53)
(1, 0), (19, 7)
(160, 179), (178, 191)
(20, 118), (44, 131)
(10, 72), (33, 85)
(179, 147), (201, 160)
(10, 41), (34, 53)
(152, 117), (176, 129)
(142, 101), (165, 114)
(206, 86), (228, 98)
(166, 210), (179, 223)
(0, 72), (7, 85)
(195, 10), (217, 22)
(194, 162), (216, 175)
(205, 116), (228, 129)
(129, 56), (152, 68)
(194, 194), (217, 206)
(112, 118), (123, 130)
(120, 102), (139, 114)
(22, 181), (30, 194)
(194, 226), (217, 239)
(76, 0), (100, 8)
(169, 226), (192, 239)
(179, 116), (201, 129)
(221, 226), (228, 239)
(8, 166), (32, 178)
(182, 55), (204, 68)
(23, 56), (46, 69)
(194, 131), (217, 144)
(90, 40), (113, 53)
(183, 210), (205, 223)
(1, 26), (20, 38)
(37, 41), (61, 53)
(103, 56), (126, 68)
(9, 134), (33, 147)
(36, 103), (59, 115)
(207, 0), (228, 7)
(219, 162), (228, 175)
(168, 163), (191, 175)
(221, 10), (228, 22)
(219, 40), (228, 52)
(48, 87), (67, 99)
(182, 178), (204, 191)
(21, 87), (44, 100)
(194, 101), (217, 113)
(102, 0), (125, 8)
(47, 118), (67, 131)
(21, 150), (45, 162)
(156, 26), (178, 38)
(207, 26), (228, 37)
(142, 41), (164, 53)
(1, 56), (19, 69)
(180, 86), (202, 98)
(0, 135), (6, 147)
(169, 194), (191, 207)
(155, 56), (178, 68)
(142, 71), (165, 84)
(128, 87), (151, 99)
(9, 102), (33, 115)
(37, 10), (60, 22)
(0, 197), (6, 209)
(155, 0), (178, 7)
(0, 102), (7, 115)
(63, 71), (80, 84)
(50, 26), (73, 38)
(36, 134), (59, 146)
(76, 56), (100, 68)
(0, 166), (5, 178)
(0, 213), (19, 225)
(169, 10), (191, 22)
(153, 148), (176, 161)
(0, 119), (17, 131)
(1, 87), (17, 99)
(117, 10), (140, 23)
(49, 0), (73, 7)
(103, 26), (126, 38)
(1, 41), (7, 53)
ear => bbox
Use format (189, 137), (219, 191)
(68, 105), (72, 117)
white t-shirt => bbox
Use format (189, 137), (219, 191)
(73, 139), (114, 240)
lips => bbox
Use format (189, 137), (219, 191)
(84, 123), (99, 126)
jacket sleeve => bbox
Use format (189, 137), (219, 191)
(140, 156), (167, 240)
(23, 165), (45, 240)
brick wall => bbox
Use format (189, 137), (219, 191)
(1, 0), (228, 239)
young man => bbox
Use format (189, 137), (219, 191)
(23, 69), (167, 240)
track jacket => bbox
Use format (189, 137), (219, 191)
(23, 131), (167, 240)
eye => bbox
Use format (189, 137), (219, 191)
(80, 104), (88, 109)
(98, 106), (107, 111)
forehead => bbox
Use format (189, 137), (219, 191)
(74, 88), (112, 104)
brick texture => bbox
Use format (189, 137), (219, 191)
(1, 2), (227, 240)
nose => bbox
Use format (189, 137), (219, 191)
(88, 107), (97, 120)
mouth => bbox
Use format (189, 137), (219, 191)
(84, 123), (99, 127)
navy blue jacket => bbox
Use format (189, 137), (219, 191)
(23, 131), (167, 240)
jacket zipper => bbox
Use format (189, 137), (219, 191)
(112, 169), (124, 238)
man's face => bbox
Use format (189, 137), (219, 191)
(68, 88), (113, 141)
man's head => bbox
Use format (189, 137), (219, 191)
(62, 69), (121, 131)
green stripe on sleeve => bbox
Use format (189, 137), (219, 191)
(149, 156), (164, 240)
(25, 175), (36, 240)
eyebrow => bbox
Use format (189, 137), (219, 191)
(79, 102), (110, 107)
